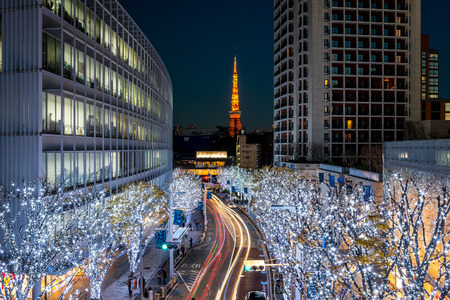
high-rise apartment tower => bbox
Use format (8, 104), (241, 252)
(273, 0), (421, 164)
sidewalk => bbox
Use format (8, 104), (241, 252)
(102, 209), (206, 300)
(143, 209), (206, 299)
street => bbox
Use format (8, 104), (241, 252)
(168, 192), (270, 300)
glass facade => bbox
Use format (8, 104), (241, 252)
(42, 149), (169, 187)
(41, 92), (163, 142)
(0, 13), (3, 72)
(39, 0), (172, 189)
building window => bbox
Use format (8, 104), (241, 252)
(324, 92), (329, 101)
(324, 79), (329, 88)
(347, 119), (353, 129)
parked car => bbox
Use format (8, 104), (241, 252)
(245, 291), (266, 300)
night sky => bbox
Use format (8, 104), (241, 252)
(119, 0), (450, 131)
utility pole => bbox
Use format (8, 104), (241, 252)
(168, 192), (174, 279)
(139, 221), (144, 300)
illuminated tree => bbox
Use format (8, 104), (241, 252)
(249, 166), (450, 300)
(169, 169), (201, 212)
(251, 167), (394, 299)
(0, 182), (77, 300)
(217, 166), (254, 198)
(381, 170), (450, 300)
(106, 182), (167, 274)
(69, 189), (119, 300)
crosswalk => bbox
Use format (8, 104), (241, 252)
(177, 268), (200, 292)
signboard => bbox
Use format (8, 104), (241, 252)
(207, 191), (212, 199)
(244, 187), (248, 194)
(363, 185), (371, 202)
(155, 229), (166, 245)
(329, 175), (335, 187)
(173, 209), (184, 226)
(197, 201), (203, 211)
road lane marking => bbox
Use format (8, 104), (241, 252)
(177, 271), (191, 292)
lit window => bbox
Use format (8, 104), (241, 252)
(347, 120), (353, 129)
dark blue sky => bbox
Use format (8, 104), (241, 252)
(119, 0), (449, 131)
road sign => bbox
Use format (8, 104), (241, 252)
(155, 229), (166, 246)
(329, 175), (335, 187)
(206, 191), (212, 199)
(173, 209), (184, 226)
(363, 185), (371, 202)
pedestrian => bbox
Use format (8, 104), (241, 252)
(157, 268), (162, 284)
(143, 286), (149, 298)
(196, 221), (200, 231)
(133, 275), (137, 289)
(189, 237), (193, 248)
(139, 275), (145, 289)
(181, 244), (185, 256)
(127, 276), (132, 297)
(189, 222), (192, 231)
(162, 268), (167, 284)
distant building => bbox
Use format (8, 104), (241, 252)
(384, 139), (450, 176)
(420, 35), (448, 121)
(421, 35), (439, 102)
(176, 151), (233, 177)
(236, 135), (261, 169)
(173, 127), (223, 158)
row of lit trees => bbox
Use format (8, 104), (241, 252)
(219, 166), (450, 300)
(0, 169), (200, 300)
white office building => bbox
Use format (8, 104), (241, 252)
(0, 0), (173, 193)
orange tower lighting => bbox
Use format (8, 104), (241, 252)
(228, 51), (242, 137)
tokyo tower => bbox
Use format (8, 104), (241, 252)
(228, 51), (242, 137)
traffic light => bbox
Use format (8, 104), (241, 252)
(243, 260), (265, 272)
(159, 242), (179, 250)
